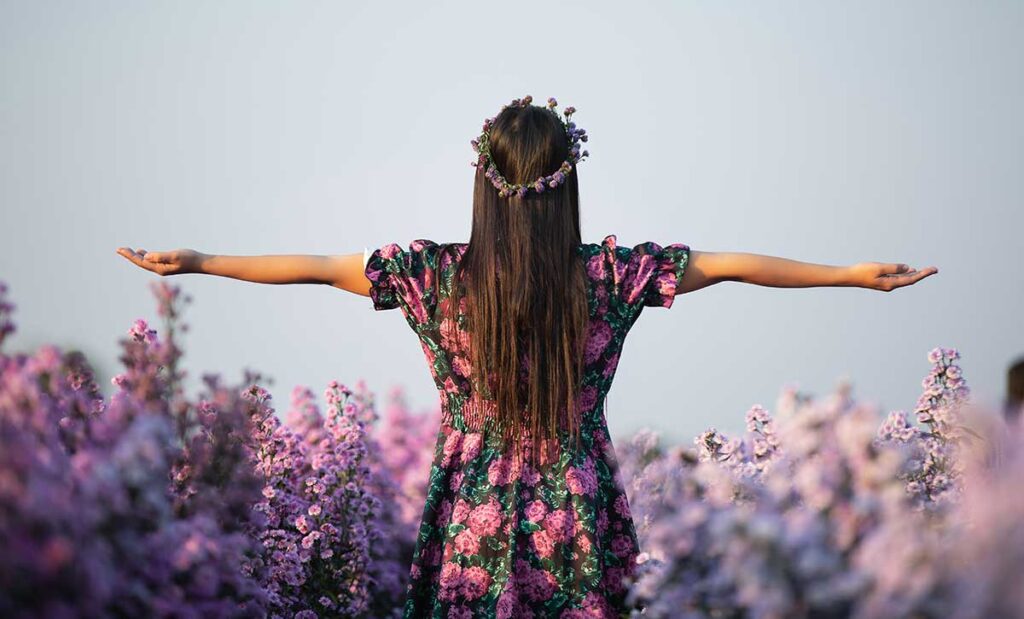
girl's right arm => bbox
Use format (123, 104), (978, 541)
(115, 247), (372, 296)
(680, 250), (938, 294)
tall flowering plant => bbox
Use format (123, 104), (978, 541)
(875, 347), (975, 513)
(0, 279), (439, 618)
(0, 280), (268, 617)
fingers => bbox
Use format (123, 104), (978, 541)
(879, 263), (910, 275)
(888, 266), (939, 289)
(116, 246), (160, 272)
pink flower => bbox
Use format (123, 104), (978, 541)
(586, 253), (606, 281)
(451, 355), (472, 377)
(381, 243), (402, 259)
(582, 591), (613, 616)
(462, 565), (492, 600)
(584, 321), (613, 364)
(488, 455), (521, 486)
(442, 430), (464, 467)
(596, 508), (609, 536)
(452, 499), (472, 524)
(610, 534), (635, 559)
(543, 508), (575, 544)
(520, 462), (542, 486)
(578, 535), (592, 553)
(613, 494), (631, 519)
(530, 529), (556, 558)
(439, 561), (464, 601)
(410, 563), (422, 579)
(454, 528), (480, 555)
(454, 496), (473, 524)
(461, 433), (483, 464)
(566, 457), (598, 497)
(576, 385), (599, 412)
(440, 317), (458, 346)
(517, 561), (557, 602)
(603, 566), (627, 594)
(436, 499), (453, 525)
(497, 586), (518, 619)
(448, 605), (472, 619)
(467, 497), (503, 536)
(525, 500), (548, 523)
(450, 471), (464, 492)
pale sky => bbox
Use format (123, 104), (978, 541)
(1, 1), (1020, 445)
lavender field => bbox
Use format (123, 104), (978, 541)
(1, 279), (1021, 619)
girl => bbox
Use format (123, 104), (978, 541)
(117, 95), (937, 618)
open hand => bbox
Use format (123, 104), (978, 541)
(850, 262), (938, 292)
(116, 247), (204, 276)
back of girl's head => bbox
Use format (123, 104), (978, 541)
(487, 105), (571, 189)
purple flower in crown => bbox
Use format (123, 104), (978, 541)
(470, 94), (589, 201)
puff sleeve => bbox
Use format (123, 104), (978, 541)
(597, 234), (690, 310)
(364, 239), (442, 329)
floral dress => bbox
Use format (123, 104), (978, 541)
(364, 234), (690, 619)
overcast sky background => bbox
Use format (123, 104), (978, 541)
(2, 1), (1020, 445)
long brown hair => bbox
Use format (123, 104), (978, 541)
(446, 103), (589, 466)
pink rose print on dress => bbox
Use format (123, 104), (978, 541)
(586, 253), (606, 282)
(602, 566), (628, 595)
(596, 508), (609, 536)
(515, 560), (558, 602)
(576, 385), (599, 412)
(451, 498), (471, 525)
(437, 498), (453, 525)
(524, 500), (548, 523)
(454, 528), (481, 555)
(543, 508), (576, 544)
(496, 586), (518, 619)
(450, 471), (464, 492)
(610, 534), (634, 560)
(441, 430), (464, 468)
(622, 253), (655, 307)
(451, 355), (472, 378)
(566, 456), (599, 497)
(462, 565), (492, 600)
(467, 497), (503, 536)
(519, 460), (542, 486)
(584, 321), (613, 365)
(448, 605), (472, 619)
(460, 432), (483, 464)
(530, 529), (556, 559)
(613, 494), (631, 520)
(487, 454), (522, 487)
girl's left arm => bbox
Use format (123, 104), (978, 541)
(680, 250), (938, 293)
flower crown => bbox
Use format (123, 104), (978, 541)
(470, 95), (590, 199)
